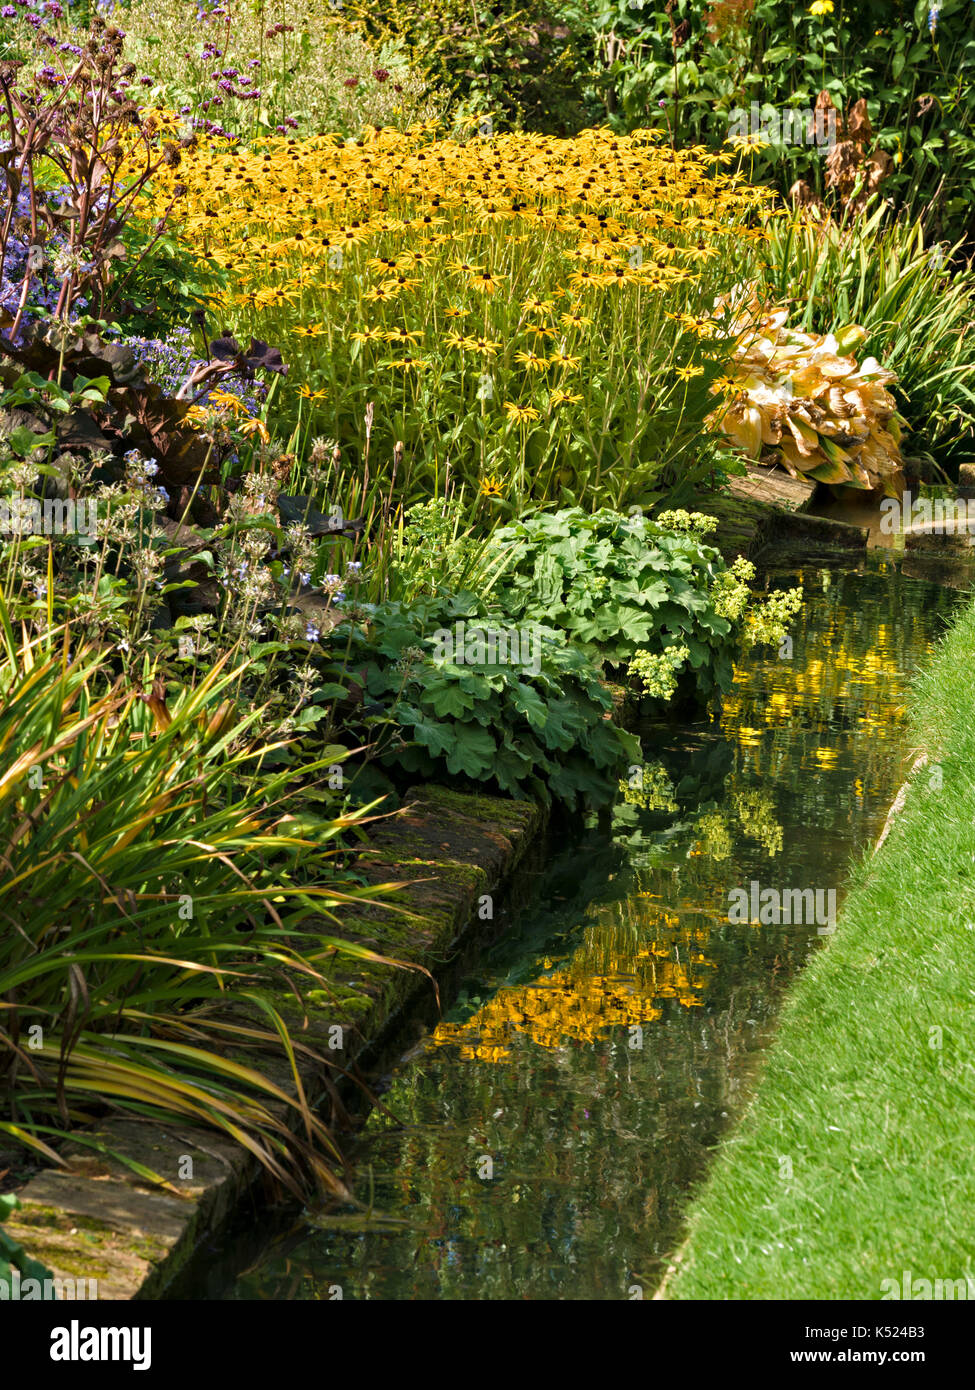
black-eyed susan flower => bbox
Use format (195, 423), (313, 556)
(514, 350), (550, 373)
(381, 356), (429, 372)
(569, 268), (600, 290)
(503, 402), (541, 423)
(464, 336), (502, 356)
(469, 269), (504, 293)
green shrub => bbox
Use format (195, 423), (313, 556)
(348, 0), (590, 134)
(557, 0), (975, 244)
(320, 589), (640, 809)
(490, 506), (799, 704)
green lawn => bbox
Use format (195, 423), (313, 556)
(666, 597), (975, 1300)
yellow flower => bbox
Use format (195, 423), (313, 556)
(384, 271), (421, 291)
(568, 268), (600, 290)
(463, 336), (502, 356)
(548, 350), (581, 369)
(381, 355), (429, 371)
(808, 0), (834, 14)
(514, 350), (550, 373)
(503, 402), (541, 424)
(469, 269), (505, 293)
(479, 475), (504, 497)
(550, 389), (583, 407)
(298, 384), (329, 400)
(599, 263), (646, 286)
(240, 416), (271, 443)
(675, 364), (706, 381)
(207, 388), (250, 416)
(711, 373), (740, 397)
(350, 326), (386, 343)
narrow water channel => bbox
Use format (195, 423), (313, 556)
(199, 552), (963, 1300)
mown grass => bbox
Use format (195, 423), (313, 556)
(665, 596), (975, 1300)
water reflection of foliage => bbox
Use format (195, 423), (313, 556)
(689, 787), (783, 862)
(431, 898), (715, 1061)
(430, 563), (951, 1063)
(234, 561), (960, 1302)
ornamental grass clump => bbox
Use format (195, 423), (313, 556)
(0, 617), (414, 1195)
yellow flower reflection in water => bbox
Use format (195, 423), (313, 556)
(430, 899), (715, 1063)
(432, 566), (924, 1067)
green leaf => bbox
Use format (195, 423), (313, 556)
(444, 724), (496, 777)
(425, 679), (477, 719)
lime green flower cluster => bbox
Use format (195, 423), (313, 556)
(655, 510), (719, 537)
(627, 643), (690, 699)
(744, 584), (804, 649)
(711, 555), (756, 622)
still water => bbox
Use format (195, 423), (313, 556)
(206, 555), (960, 1300)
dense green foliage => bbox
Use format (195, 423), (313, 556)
(492, 506), (803, 705)
(493, 507), (737, 685)
(324, 589), (641, 809)
(362, 0), (974, 245)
